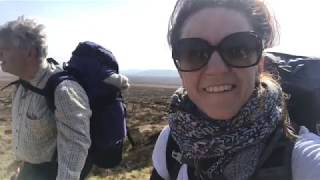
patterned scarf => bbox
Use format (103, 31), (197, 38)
(168, 81), (284, 179)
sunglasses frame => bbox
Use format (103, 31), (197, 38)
(172, 31), (263, 72)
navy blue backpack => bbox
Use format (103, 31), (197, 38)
(20, 41), (127, 168)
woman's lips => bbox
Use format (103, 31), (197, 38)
(203, 84), (236, 93)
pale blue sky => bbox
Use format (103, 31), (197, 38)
(0, 0), (320, 70)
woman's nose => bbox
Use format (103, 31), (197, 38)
(203, 51), (229, 74)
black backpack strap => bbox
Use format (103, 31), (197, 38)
(254, 128), (283, 171)
(19, 80), (47, 96)
(42, 71), (75, 110)
(166, 132), (199, 180)
(47, 57), (59, 65)
(166, 133), (181, 179)
(16, 71), (75, 111)
(251, 127), (293, 180)
(1, 79), (47, 96)
(0, 79), (44, 92)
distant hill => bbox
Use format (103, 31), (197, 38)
(122, 69), (179, 77)
(122, 69), (181, 87)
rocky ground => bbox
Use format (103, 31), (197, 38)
(0, 79), (177, 180)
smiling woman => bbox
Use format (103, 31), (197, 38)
(150, 0), (302, 180)
(173, 10), (263, 119)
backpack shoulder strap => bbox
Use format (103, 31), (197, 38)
(166, 132), (182, 179)
(19, 80), (47, 96)
(42, 71), (75, 110)
(254, 127), (283, 170)
(18, 71), (75, 111)
(166, 132), (200, 180)
(251, 127), (293, 180)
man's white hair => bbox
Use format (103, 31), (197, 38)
(0, 16), (48, 61)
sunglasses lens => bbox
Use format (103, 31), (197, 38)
(220, 32), (262, 67)
(172, 38), (211, 71)
(172, 32), (262, 71)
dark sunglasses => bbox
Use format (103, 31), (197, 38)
(172, 31), (263, 72)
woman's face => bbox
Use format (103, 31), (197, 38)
(179, 7), (262, 120)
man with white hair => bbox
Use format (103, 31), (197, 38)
(0, 16), (92, 180)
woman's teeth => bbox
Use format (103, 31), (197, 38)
(204, 85), (233, 93)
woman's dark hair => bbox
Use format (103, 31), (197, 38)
(168, 0), (279, 49)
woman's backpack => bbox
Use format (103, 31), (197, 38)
(264, 51), (320, 134)
(18, 41), (127, 168)
(252, 51), (320, 179)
